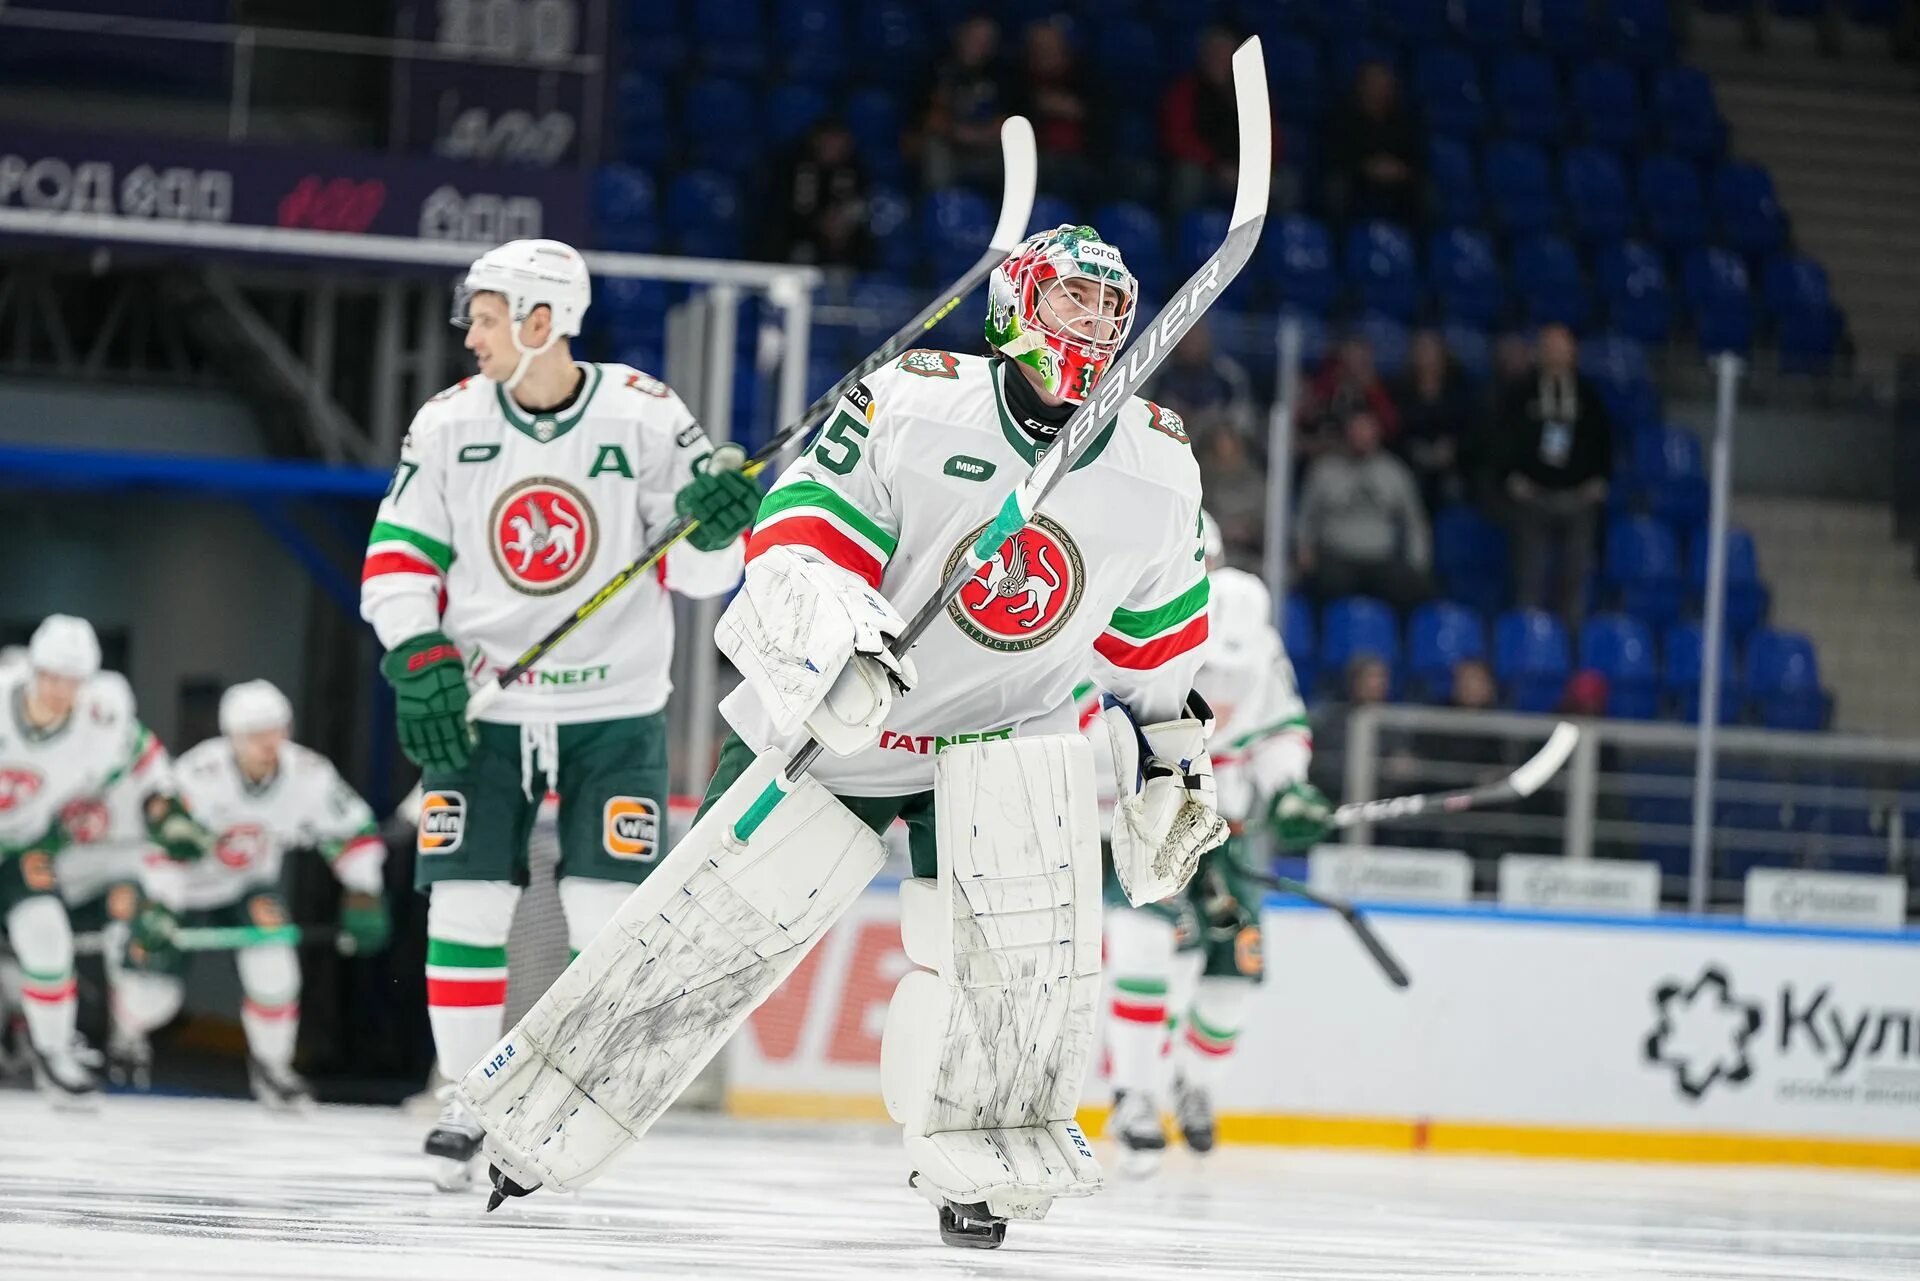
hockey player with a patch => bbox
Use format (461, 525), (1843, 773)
(359, 238), (759, 1187)
(116, 680), (383, 1108)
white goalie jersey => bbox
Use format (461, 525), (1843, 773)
(144, 739), (383, 912)
(360, 362), (745, 724)
(721, 350), (1212, 795)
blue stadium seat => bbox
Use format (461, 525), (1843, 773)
(593, 166), (659, 253)
(1095, 19), (1165, 90)
(1611, 0), (1676, 67)
(1408, 601), (1487, 700)
(620, 0), (687, 74)
(1683, 247), (1756, 355)
(846, 273), (920, 346)
(667, 170), (744, 258)
(1456, 0), (1523, 50)
(1433, 504), (1511, 616)
(1762, 253), (1843, 368)
(1713, 162), (1789, 256)
(1267, 34), (1325, 125)
(924, 187), (996, 282)
(613, 74), (671, 167)
(1092, 200), (1167, 298)
(1485, 140), (1557, 236)
(1563, 147), (1634, 247)
(1345, 221), (1420, 321)
(1571, 60), (1646, 151)
(693, 0), (769, 76)
(1441, 321), (1491, 379)
(1639, 153), (1710, 252)
(776, 0), (848, 83)
(1513, 233), (1591, 328)
(1605, 515), (1684, 628)
(1429, 228), (1504, 327)
(1176, 207), (1231, 277)
(1490, 52), (1564, 144)
(844, 88), (907, 184)
(1580, 329), (1654, 399)
(1269, 214), (1338, 314)
(1030, 195), (1078, 236)
(1427, 136), (1483, 227)
(600, 277), (671, 346)
(1379, 0), (1451, 43)
(1357, 312), (1412, 378)
(1596, 239), (1674, 344)
(856, 0), (930, 89)
(1744, 628), (1826, 731)
(681, 79), (761, 177)
(1494, 609), (1572, 712)
(1663, 622), (1738, 723)
(1534, 0), (1594, 55)
(1283, 593), (1318, 695)
(1322, 596), (1401, 674)
(865, 185), (917, 276)
(1580, 614), (1660, 719)
(1413, 46), (1487, 137)
(766, 83), (832, 145)
(1687, 525), (1770, 641)
(1652, 66), (1726, 161)
(1636, 426), (1709, 529)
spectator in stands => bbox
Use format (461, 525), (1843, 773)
(1195, 417), (1267, 571)
(1488, 324), (1614, 625)
(1346, 654), (1391, 706)
(1295, 408), (1431, 609)
(1151, 322), (1255, 439)
(1451, 659), (1497, 714)
(1011, 19), (1093, 202)
(1392, 329), (1474, 513)
(1161, 27), (1252, 214)
(1326, 59), (1423, 227)
(1300, 334), (1400, 460)
(763, 117), (872, 269)
(919, 14), (1011, 192)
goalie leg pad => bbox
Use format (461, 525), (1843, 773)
(880, 734), (1106, 1222)
(457, 747), (886, 1193)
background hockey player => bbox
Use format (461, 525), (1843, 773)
(114, 680), (388, 1107)
(467, 225), (1230, 1249)
(358, 238), (758, 1187)
(0, 615), (210, 1098)
(1102, 514), (1332, 1171)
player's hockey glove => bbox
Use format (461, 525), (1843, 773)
(380, 631), (472, 771)
(1100, 691), (1231, 907)
(675, 443), (760, 552)
(126, 900), (181, 972)
(338, 890), (391, 956)
(144, 793), (213, 863)
(1267, 781), (1334, 851)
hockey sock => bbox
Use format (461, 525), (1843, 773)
(1172, 975), (1254, 1095)
(237, 944), (302, 1069)
(425, 880), (519, 1082)
(6, 897), (77, 1054)
(1105, 909), (1177, 1098)
(557, 877), (630, 967)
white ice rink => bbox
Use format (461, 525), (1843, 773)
(4, 1094), (1920, 1280)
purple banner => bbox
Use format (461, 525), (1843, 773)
(0, 127), (590, 246)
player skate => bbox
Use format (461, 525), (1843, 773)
(107, 1028), (152, 1091)
(249, 1055), (314, 1111)
(1171, 1075), (1216, 1154)
(1107, 1088), (1169, 1176)
(31, 1034), (101, 1103)
(426, 1085), (488, 1191)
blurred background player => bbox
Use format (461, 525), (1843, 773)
(1101, 514), (1333, 1172)
(358, 238), (759, 1188)
(114, 680), (388, 1108)
(0, 615), (210, 1099)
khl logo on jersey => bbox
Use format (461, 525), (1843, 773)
(488, 476), (599, 596)
(943, 513), (1085, 652)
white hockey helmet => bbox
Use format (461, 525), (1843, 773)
(1200, 508), (1225, 570)
(1204, 566), (1279, 671)
(220, 679), (293, 737)
(29, 614), (101, 679)
(453, 238), (591, 390)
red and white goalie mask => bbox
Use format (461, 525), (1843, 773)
(985, 224), (1137, 404)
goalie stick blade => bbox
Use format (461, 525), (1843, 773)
(991, 116), (1038, 250)
(1509, 721), (1580, 800)
(1328, 720), (1583, 829)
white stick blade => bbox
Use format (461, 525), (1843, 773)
(991, 115), (1039, 250)
(1228, 37), (1272, 228)
(1511, 721), (1581, 798)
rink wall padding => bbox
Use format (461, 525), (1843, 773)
(725, 893), (1920, 1173)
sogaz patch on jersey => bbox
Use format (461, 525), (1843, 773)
(603, 795), (660, 860)
(417, 791), (466, 854)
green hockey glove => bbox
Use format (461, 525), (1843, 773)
(126, 900), (181, 972)
(339, 890), (391, 956)
(674, 443), (759, 552)
(380, 631), (472, 771)
(1268, 781), (1335, 851)
(145, 794), (213, 863)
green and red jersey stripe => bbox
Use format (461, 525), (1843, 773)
(1111, 976), (1167, 1024)
(425, 938), (508, 1008)
(1096, 578), (1210, 671)
(363, 521), (454, 583)
(1183, 1007), (1239, 1057)
(20, 969), (75, 1004)
(746, 480), (896, 590)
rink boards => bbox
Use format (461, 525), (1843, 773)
(725, 889), (1920, 1172)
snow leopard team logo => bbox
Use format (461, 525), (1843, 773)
(897, 348), (960, 379)
(943, 514), (1085, 652)
(489, 476), (599, 595)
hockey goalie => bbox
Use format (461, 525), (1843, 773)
(460, 224), (1231, 1248)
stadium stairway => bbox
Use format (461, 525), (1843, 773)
(1736, 495), (1920, 736)
(1689, 19), (1920, 384)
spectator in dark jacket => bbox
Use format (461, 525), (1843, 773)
(1010, 20), (1093, 202)
(764, 118), (871, 268)
(1295, 409), (1431, 609)
(1162, 27), (1285, 212)
(1300, 334), (1401, 460)
(1326, 60), (1423, 227)
(1392, 329), (1476, 513)
(1488, 324), (1614, 625)
(920, 15), (1010, 191)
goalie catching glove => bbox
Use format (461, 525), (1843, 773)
(716, 545), (916, 757)
(1099, 691), (1230, 906)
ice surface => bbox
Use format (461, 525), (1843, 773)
(4, 1093), (1920, 1280)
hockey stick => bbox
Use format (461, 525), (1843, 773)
(65, 923), (350, 956)
(734, 37), (1272, 839)
(1245, 871), (1410, 989)
(462, 117), (1039, 721)
(1328, 720), (1580, 830)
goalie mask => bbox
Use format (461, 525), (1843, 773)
(985, 224), (1137, 405)
(452, 239), (592, 391)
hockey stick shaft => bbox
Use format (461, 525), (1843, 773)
(733, 38), (1272, 838)
(464, 118), (1039, 722)
(1249, 871), (1410, 988)
(65, 923), (347, 955)
(1328, 720), (1581, 830)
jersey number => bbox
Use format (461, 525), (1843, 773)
(812, 410), (870, 476)
(388, 459), (419, 500)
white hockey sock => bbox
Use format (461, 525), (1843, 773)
(425, 880), (519, 1083)
(6, 897), (77, 1054)
(238, 944), (301, 1069)
(1173, 975), (1254, 1095)
(557, 877), (631, 964)
(1105, 908), (1177, 1098)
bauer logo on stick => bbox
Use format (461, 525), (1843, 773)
(418, 791), (466, 854)
(943, 513), (1085, 652)
(489, 476), (599, 596)
(603, 795), (660, 860)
